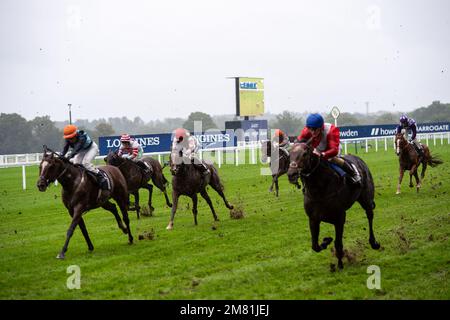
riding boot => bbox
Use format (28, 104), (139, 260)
(137, 161), (152, 175)
(96, 171), (110, 190)
(342, 160), (362, 186)
(195, 162), (210, 176)
(418, 147), (425, 159)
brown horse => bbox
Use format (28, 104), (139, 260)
(287, 142), (380, 269)
(260, 140), (301, 197)
(104, 150), (172, 218)
(37, 146), (133, 259)
(395, 132), (443, 194)
(166, 153), (233, 230)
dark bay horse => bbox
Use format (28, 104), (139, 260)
(395, 132), (443, 194)
(260, 140), (301, 197)
(37, 147), (133, 259)
(167, 153), (233, 230)
(104, 151), (172, 218)
(287, 142), (380, 269)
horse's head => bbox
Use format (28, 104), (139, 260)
(104, 150), (124, 166)
(395, 132), (408, 156)
(287, 141), (317, 184)
(260, 140), (271, 163)
(37, 146), (67, 192)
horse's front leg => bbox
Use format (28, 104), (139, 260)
(409, 164), (418, 188)
(309, 219), (333, 253)
(269, 174), (276, 193)
(274, 175), (280, 197)
(166, 190), (179, 230)
(192, 194), (198, 226)
(413, 169), (421, 192)
(145, 183), (155, 213)
(396, 167), (405, 194)
(78, 217), (94, 251)
(334, 218), (345, 270)
(133, 191), (140, 219)
(57, 207), (83, 259)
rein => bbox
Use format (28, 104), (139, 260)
(290, 152), (321, 178)
(300, 155), (321, 177)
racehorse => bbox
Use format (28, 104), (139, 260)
(37, 146), (133, 259)
(260, 140), (301, 197)
(395, 132), (443, 194)
(104, 150), (172, 218)
(287, 142), (380, 269)
(167, 152), (233, 230)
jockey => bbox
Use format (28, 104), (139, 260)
(396, 114), (424, 157)
(272, 129), (290, 157)
(61, 124), (108, 190)
(118, 134), (152, 174)
(171, 128), (209, 176)
(296, 113), (361, 185)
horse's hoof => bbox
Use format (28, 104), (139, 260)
(88, 246), (94, 251)
(166, 224), (173, 230)
(338, 261), (344, 270)
(395, 191), (401, 195)
(168, 203), (173, 208)
(323, 237), (333, 245)
(56, 253), (65, 259)
(371, 241), (381, 250)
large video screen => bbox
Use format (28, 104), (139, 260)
(237, 77), (264, 116)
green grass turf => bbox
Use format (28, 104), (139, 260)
(0, 143), (449, 299)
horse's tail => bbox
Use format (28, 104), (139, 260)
(209, 164), (225, 191)
(146, 158), (170, 189)
(427, 155), (443, 168)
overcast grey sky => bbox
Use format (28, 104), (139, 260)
(1, 0), (449, 122)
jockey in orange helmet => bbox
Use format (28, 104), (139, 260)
(272, 129), (290, 156)
(297, 113), (361, 185)
(61, 125), (108, 189)
(171, 128), (209, 176)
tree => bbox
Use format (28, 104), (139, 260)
(90, 122), (115, 143)
(270, 111), (304, 136)
(374, 112), (401, 125)
(0, 113), (33, 154)
(29, 116), (63, 152)
(183, 112), (218, 132)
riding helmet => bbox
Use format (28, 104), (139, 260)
(306, 114), (324, 129)
(63, 125), (78, 139)
(120, 134), (131, 142)
(174, 128), (187, 142)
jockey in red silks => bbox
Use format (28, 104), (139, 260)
(171, 128), (209, 176)
(296, 113), (361, 185)
(118, 134), (152, 174)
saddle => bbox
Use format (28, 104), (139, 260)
(410, 142), (424, 157)
(81, 167), (112, 191)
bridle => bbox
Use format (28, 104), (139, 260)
(289, 143), (321, 178)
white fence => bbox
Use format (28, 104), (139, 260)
(1, 132), (449, 190)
